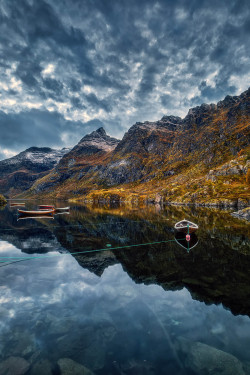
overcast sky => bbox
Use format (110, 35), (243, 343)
(0, 0), (249, 160)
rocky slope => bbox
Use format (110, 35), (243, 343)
(16, 88), (250, 205)
(0, 147), (69, 197)
(30, 127), (120, 196)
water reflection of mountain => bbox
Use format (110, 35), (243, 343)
(116, 239), (250, 316)
(0, 207), (64, 254)
(0, 204), (250, 316)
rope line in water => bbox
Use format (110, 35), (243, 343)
(0, 238), (181, 263)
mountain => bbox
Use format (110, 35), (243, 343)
(13, 88), (250, 206)
(30, 127), (120, 196)
(0, 147), (70, 197)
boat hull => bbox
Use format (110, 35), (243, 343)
(174, 219), (198, 234)
(18, 209), (54, 216)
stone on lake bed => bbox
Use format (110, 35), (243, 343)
(58, 358), (95, 375)
(232, 207), (250, 221)
(175, 337), (245, 375)
(29, 359), (53, 375)
(0, 356), (30, 375)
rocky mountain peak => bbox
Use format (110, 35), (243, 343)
(160, 115), (182, 123)
(61, 128), (120, 159)
(95, 127), (106, 136)
(78, 127), (117, 144)
(25, 146), (53, 153)
(186, 103), (217, 117)
(217, 95), (240, 109)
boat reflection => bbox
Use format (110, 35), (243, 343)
(17, 214), (55, 221)
(174, 231), (199, 251)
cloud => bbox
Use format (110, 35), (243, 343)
(0, 109), (107, 160)
(0, 0), (249, 157)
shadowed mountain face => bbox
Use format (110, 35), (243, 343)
(21, 88), (250, 204)
(1, 203), (250, 316)
(0, 147), (70, 197)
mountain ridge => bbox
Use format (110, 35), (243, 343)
(0, 146), (70, 197)
(4, 88), (250, 205)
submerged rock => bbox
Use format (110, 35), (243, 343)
(57, 358), (95, 375)
(232, 207), (250, 221)
(176, 337), (245, 375)
(3, 331), (36, 359)
(29, 359), (53, 375)
(0, 356), (30, 375)
(114, 359), (155, 375)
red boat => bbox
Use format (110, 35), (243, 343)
(18, 209), (54, 215)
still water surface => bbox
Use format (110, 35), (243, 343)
(0, 202), (249, 374)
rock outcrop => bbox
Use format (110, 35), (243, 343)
(0, 356), (30, 375)
(175, 338), (245, 375)
(232, 207), (250, 221)
(57, 358), (95, 375)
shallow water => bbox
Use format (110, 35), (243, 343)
(0, 202), (249, 374)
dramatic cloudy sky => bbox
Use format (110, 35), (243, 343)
(0, 0), (249, 159)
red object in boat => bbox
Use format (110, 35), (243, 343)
(186, 234), (191, 242)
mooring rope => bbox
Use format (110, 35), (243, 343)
(0, 238), (184, 266)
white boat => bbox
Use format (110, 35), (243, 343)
(55, 207), (70, 211)
(174, 219), (198, 233)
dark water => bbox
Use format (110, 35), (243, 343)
(0, 202), (250, 375)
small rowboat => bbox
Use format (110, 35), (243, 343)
(55, 207), (70, 211)
(10, 203), (26, 207)
(174, 219), (198, 233)
(18, 209), (54, 216)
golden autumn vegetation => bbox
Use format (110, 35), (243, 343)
(0, 194), (7, 206)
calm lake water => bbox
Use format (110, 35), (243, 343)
(0, 202), (249, 375)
